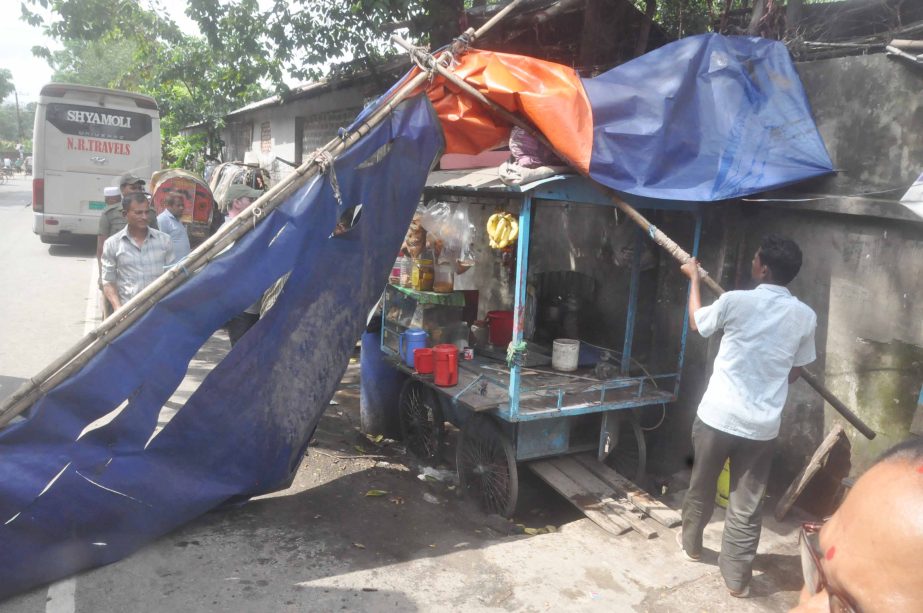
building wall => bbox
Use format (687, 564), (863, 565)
(648, 52), (923, 483)
(220, 85), (373, 186)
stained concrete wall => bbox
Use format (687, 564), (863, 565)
(648, 52), (923, 483)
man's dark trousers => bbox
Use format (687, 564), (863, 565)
(681, 417), (775, 592)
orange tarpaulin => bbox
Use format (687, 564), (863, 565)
(423, 50), (594, 173)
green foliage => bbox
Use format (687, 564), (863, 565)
(164, 132), (208, 175)
(46, 38), (138, 88)
(0, 69), (14, 103)
(0, 101), (36, 142)
(21, 0), (271, 171)
(187, 0), (449, 82)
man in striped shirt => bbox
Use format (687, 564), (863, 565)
(101, 192), (174, 312)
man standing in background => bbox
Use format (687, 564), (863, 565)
(96, 186), (125, 318)
(157, 195), (191, 265)
(101, 193), (173, 313)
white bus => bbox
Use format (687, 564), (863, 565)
(32, 83), (161, 243)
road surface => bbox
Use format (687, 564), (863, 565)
(0, 174), (99, 402)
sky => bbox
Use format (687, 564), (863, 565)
(0, 0), (202, 106)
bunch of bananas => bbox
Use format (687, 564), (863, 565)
(487, 212), (519, 249)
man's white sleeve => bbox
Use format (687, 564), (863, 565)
(693, 293), (728, 338)
(101, 239), (117, 284)
(793, 314), (817, 367)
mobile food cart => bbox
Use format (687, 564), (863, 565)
(381, 168), (702, 518)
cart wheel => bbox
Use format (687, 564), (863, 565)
(457, 415), (519, 518)
(398, 380), (445, 464)
(605, 410), (647, 485)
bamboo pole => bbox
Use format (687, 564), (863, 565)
(0, 0), (528, 427)
(394, 38), (876, 440)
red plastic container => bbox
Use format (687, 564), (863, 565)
(486, 310), (514, 346)
(414, 348), (434, 374)
(433, 344), (459, 387)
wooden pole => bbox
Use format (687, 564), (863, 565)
(393, 39), (876, 440)
(0, 0), (528, 427)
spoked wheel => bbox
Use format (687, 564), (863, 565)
(456, 414), (519, 517)
(605, 410), (647, 485)
(398, 380), (445, 464)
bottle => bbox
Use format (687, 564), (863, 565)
(389, 252), (403, 285)
(400, 255), (413, 287)
(412, 248), (434, 291)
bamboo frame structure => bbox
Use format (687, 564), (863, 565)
(0, 0), (527, 427)
(391, 37), (875, 440)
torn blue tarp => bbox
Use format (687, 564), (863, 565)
(426, 34), (834, 201)
(583, 35), (835, 200)
(0, 94), (444, 599)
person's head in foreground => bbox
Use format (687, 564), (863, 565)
(790, 436), (923, 612)
(121, 192), (151, 232)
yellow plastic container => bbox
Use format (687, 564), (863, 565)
(716, 459), (730, 508)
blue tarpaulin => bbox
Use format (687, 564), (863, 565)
(429, 34), (833, 201)
(0, 95), (444, 599)
(583, 35), (834, 200)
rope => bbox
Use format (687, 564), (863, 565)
(409, 45), (439, 75)
(312, 149), (344, 208)
(452, 32), (473, 54)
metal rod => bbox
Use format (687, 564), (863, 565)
(621, 228), (643, 375)
(507, 193), (532, 419)
(674, 210), (703, 398)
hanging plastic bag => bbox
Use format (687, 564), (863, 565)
(418, 201), (477, 270)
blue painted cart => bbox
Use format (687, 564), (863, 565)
(382, 170), (702, 517)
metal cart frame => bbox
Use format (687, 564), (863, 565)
(383, 172), (702, 516)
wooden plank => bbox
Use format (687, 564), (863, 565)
(775, 424), (846, 521)
(573, 453), (682, 528)
(529, 461), (632, 536)
(552, 457), (657, 539)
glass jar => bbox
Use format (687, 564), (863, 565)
(433, 261), (454, 293)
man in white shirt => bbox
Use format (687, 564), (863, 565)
(156, 195), (191, 265)
(101, 193), (173, 312)
(677, 234), (817, 599)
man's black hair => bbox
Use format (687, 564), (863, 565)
(121, 192), (149, 211)
(878, 436), (923, 465)
(758, 234), (802, 285)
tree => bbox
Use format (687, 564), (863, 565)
(0, 69), (14, 104)
(22, 0), (274, 169)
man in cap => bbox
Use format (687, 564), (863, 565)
(101, 192), (173, 313)
(223, 183), (264, 222)
(116, 173), (158, 230)
(221, 183), (264, 345)
(157, 194), (191, 265)
(96, 186), (126, 317)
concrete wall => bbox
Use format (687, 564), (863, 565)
(649, 52), (923, 483)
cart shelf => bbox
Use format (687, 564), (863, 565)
(384, 353), (676, 421)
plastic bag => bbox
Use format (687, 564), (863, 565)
(418, 201), (477, 268)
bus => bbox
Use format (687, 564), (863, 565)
(32, 83), (161, 243)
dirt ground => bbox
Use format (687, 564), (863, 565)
(1, 345), (806, 612)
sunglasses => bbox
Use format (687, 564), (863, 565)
(799, 523), (859, 613)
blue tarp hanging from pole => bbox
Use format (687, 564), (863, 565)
(0, 95), (444, 599)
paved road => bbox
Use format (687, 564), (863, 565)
(0, 174), (99, 401)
